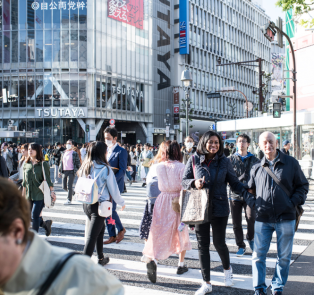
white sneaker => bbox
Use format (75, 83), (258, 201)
(224, 266), (234, 286)
(195, 282), (212, 295)
(140, 255), (151, 263)
(54, 180), (58, 184)
(64, 200), (71, 205)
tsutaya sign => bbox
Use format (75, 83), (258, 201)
(111, 86), (144, 98)
(36, 108), (87, 118)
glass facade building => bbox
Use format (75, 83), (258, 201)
(0, 0), (154, 145)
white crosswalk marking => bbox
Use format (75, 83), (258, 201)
(41, 180), (314, 294)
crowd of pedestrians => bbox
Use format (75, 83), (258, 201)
(0, 128), (309, 295)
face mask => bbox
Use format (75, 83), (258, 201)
(105, 140), (113, 147)
(186, 142), (193, 149)
(66, 144), (72, 150)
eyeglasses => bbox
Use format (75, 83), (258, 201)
(238, 140), (248, 144)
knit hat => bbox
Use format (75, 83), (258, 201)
(283, 140), (290, 146)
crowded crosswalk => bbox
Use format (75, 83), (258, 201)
(38, 172), (314, 295)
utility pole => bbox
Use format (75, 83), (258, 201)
(217, 58), (264, 112)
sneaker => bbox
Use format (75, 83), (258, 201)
(254, 289), (266, 295)
(236, 248), (246, 257)
(142, 183), (146, 187)
(195, 282), (212, 295)
(129, 180), (132, 186)
(249, 240), (254, 251)
(98, 257), (110, 266)
(146, 260), (157, 283)
(177, 265), (188, 275)
(64, 200), (71, 205)
(43, 220), (52, 236)
(54, 180), (58, 184)
(224, 266), (234, 286)
(141, 255), (151, 263)
(273, 291), (282, 295)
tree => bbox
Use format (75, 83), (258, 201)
(227, 101), (237, 119)
(276, 0), (314, 27)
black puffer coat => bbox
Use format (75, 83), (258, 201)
(182, 152), (252, 217)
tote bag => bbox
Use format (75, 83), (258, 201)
(38, 162), (52, 208)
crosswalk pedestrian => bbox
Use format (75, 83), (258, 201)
(39, 180), (314, 295)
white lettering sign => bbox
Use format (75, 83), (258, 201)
(110, 86), (144, 98)
(31, 1), (86, 10)
(36, 108), (86, 118)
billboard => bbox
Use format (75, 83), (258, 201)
(271, 53), (285, 92)
(108, 0), (144, 30)
(179, 0), (189, 54)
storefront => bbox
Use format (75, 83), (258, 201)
(217, 109), (314, 160)
(0, 0), (155, 146)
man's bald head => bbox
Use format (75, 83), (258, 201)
(259, 131), (277, 160)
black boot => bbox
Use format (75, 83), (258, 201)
(42, 220), (53, 237)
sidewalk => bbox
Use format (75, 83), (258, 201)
(284, 240), (314, 294)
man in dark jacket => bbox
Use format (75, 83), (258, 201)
(228, 134), (259, 257)
(280, 140), (290, 156)
(53, 142), (65, 184)
(245, 131), (309, 295)
(223, 142), (230, 157)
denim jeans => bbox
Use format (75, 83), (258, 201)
(126, 171), (132, 181)
(29, 199), (45, 232)
(253, 220), (296, 293)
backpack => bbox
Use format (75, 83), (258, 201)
(74, 165), (108, 204)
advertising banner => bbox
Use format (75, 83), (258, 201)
(179, 0), (189, 55)
(173, 87), (180, 129)
(108, 0), (144, 30)
(271, 53), (285, 91)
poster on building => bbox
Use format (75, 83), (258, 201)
(271, 53), (285, 91)
(173, 87), (180, 129)
(107, 0), (144, 30)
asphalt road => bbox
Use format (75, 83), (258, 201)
(39, 167), (314, 295)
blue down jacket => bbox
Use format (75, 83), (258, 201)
(182, 152), (252, 217)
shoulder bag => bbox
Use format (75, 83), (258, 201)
(38, 162), (52, 208)
(180, 156), (220, 225)
(263, 166), (304, 231)
(36, 252), (80, 295)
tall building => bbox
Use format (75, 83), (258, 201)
(172, 0), (272, 140)
(0, 0), (271, 145)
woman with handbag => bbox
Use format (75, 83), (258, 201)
(182, 131), (253, 295)
(139, 143), (154, 187)
(22, 143), (56, 236)
(142, 141), (192, 283)
(139, 141), (170, 242)
(77, 141), (126, 266)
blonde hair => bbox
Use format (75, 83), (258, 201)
(152, 141), (170, 164)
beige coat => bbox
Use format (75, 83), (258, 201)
(3, 232), (124, 295)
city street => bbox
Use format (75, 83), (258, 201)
(38, 168), (314, 295)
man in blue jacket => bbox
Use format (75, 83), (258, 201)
(245, 132), (309, 295)
(103, 127), (128, 244)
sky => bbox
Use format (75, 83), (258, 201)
(261, 0), (285, 22)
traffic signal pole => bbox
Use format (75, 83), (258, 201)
(267, 22), (298, 159)
(258, 58), (263, 112)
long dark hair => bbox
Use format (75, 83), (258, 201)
(25, 143), (44, 163)
(167, 140), (183, 162)
(196, 131), (224, 157)
(78, 141), (109, 176)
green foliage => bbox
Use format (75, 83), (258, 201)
(276, 0), (314, 27)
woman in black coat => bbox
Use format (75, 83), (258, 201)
(182, 131), (253, 295)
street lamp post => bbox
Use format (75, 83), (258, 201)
(181, 66), (193, 138)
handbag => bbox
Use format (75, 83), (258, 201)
(38, 162), (52, 208)
(142, 158), (151, 168)
(36, 252), (80, 295)
(263, 166), (304, 231)
(98, 196), (113, 218)
(74, 165), (107, 204)
(180, 156), (220, 225)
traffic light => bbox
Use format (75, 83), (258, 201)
(276, 17), (283, 48)
(273, 103), (281, 118)
(85, 124), (90, 132)
(261, 22), (276, 42)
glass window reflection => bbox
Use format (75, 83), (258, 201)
(27, 76), (35, 107)
(19, 31), (27, 63)
(36, 30), (44, 62)
(28, 30), (35, 63)
(19, 76), (27, 107)
(18, 0), (27, 30)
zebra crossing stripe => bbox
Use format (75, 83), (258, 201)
(41, 211), (314, 240)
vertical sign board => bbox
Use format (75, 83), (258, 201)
(173, 87), (180, 129)
(179, 0), (189, 55)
